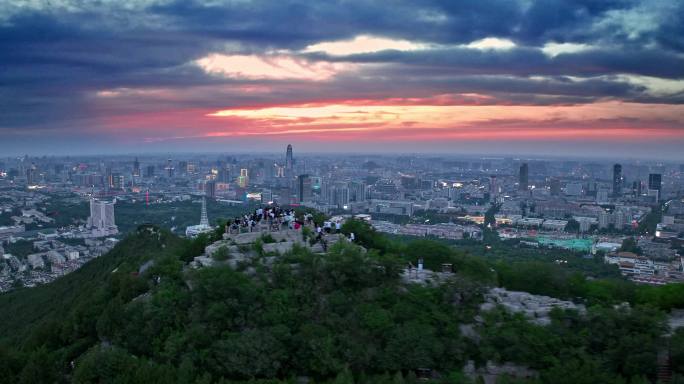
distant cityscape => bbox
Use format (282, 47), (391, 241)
(1, 145), (683, 291)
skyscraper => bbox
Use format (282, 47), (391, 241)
(165, 159), (174, 178)
(549, 178), (561, 196)
(25, 163), (37, 185)
(237, 168), (249, 188)
(205, 180), (216, 199)
(648, 173), (662, 201)
(297, 174), (312, 202)
(612, 164), (622, 197)
(144, 165), (155, 178)
(332, 182), (350, 209)
(349, 181), (367, 202)
(133, 157), (140, 177)
(87, 198), (118, 236)
(489, 175), (498, 198)
(285, 144), (294, 171)
(284, 144), (294, 187)
(648, 173), (662, 191)
(519, 163), (529, 192)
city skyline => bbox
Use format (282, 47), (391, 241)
(2, 1), (684, 159)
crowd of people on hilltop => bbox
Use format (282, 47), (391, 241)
(224, 205), (355, 244)
(226, 206), (303, 234)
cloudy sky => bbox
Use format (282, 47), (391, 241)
(1, 0), (683, 158)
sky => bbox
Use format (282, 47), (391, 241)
(1, 0), (683, 159)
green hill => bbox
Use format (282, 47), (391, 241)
(0, 220), (682, 383)
(0, 226), (187, 344)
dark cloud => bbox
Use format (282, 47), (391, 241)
(0, 0), (682, 146)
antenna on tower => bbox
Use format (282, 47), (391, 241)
(200, 197), (209, 227)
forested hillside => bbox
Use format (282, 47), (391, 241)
(1, 221), (683, 384)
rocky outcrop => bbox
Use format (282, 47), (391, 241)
(481, 287), (585, 325)
(463, 360), (538, 384)
(192, 229), (353, 270)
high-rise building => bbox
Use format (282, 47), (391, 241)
(612, 164), (622, 197)
(284, 144), (294, 188)
(349, 181), (367, 202)
(133, 157), (140, 177)
(26, 163), (37, 185)
(285, 144), (294, 172)
(549, 178), (561, 196)
(165, 159), (174, 178)
(297, 174), (313, 202)
(489, 175), (498, 198)
(648, 173), (662, 192)
(334, 184), (350, 209)
(648, 173), (662, 201)
(110, 173), (124, 190)
(87, 198), (118, 236)
(218, 167), (231, 183)
(598, 210), (610, 229)
(205, 180), (216, 199)
(144, 165), (155, 178)
(237, 168), (249, 188)
(274, 164), (285, 178)
(519, 163), (528, 192)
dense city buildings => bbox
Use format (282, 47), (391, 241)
(1, 146), (683, 291)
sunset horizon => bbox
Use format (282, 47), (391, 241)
(1, 1), (683, 159)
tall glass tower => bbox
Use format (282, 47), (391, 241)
(519, 163), (529, 192)
(612, 163), (622, 197)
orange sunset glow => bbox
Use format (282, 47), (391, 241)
(1, 0), (683, 158)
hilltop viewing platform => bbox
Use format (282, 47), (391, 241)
(192, 226), (351, 269)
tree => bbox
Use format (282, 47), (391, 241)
(619, 237), (641, 254)
(672, 328), (684, 375)
(72, 346), (139, 384)
(18, 347), (59, 384)
(564, 219), (580, 233)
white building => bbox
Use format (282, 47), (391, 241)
(27, 253), (45, 269)
(604, 252), (655, 276)
(542, 219), (568, 231)
(0, 225), (25, 241)
(87, 198), (118, 237)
